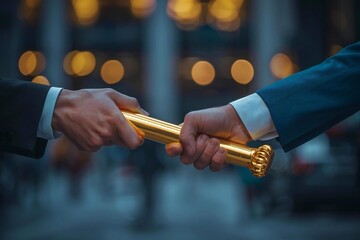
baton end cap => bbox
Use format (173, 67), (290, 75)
(250, 145), (274, 177)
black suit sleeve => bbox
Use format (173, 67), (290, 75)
(0, 77), (51, 158)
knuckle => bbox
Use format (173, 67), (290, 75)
(200, 151), (212, 162)
(179, 133), (187, 142)
(210, 165), (220, 172)
(91, 138), (103, 149)
(179, 138), (195, 156)
(184, 112), (195, 123)
(128, 137), (143, 149)
(129, 97), (139, 106)
(213, 150), (226, 164)
(105, 88), (114, 94)
(214, 155), (225, 164)
(101, 129), (113, 139)
(104, 88), (118, 98)
(194, 162), (206, 170)
(180, 157), (193, 165)
(210, 158), (223, 172)
(79, 89), (92, 98)
(108, 113), (121, 125)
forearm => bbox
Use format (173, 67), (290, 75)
(0, 77), (50, 158)
(257, 41), (360, 151)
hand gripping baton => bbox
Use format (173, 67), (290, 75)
(123, 111), (274, 177)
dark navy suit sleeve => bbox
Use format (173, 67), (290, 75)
(257, 41), (360, 152)
(0, 77), (50, 158)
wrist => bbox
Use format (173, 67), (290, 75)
(225, 104), (252, 142)
(52, 89), (72, 133)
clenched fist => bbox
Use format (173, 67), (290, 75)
(166, 105), (252, 171)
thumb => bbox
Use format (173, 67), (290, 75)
(110, 91), (149, 115)
(165, 142), (183, 157)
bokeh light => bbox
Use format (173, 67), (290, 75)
(69, 51), (96, 77)
(18, 51), (46, 76)
(208, 0), (243, 31)
(167, 0), (202, 30)
(191, 60), (215, 86)
(181, 57), (200, 80)
(19, 0), (41, 20)
(32, 75), (50, 85)
(209, 0), (240, 22)
(270, 53), (294, 79)
(101, 60), (125, 84)
(63, 51), (79, 75)
(71, 0), (99, 26)
(231, 59), (254, 84)
(130, 0), (156, 18)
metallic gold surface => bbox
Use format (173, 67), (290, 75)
(123, 111), (274, 177)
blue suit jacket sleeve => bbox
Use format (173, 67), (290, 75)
(257, 41), (360, 152)
(0, 77), (50, 158)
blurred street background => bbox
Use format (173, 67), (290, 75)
(1, 0), (360, 239)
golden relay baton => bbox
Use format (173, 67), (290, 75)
(123, 111), (274, 177)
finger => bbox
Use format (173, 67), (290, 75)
(110, 91), (148, 115)
(113, 112), (144, 149)
(179, 113), (200, 164)
(194, 138), (219, 170)
(181, 131), (205, 165)
(165, 142), (183, 157)
(209, 147), (226, 172)
(88, 135), (104, 152)
(189, 134), (209, 167)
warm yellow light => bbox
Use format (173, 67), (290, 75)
(101, 60), (125, 84)
(18, 51), (46, 76)
(191, 61), (215, 86)
(32, 75), (50, 86)
(270, 53), (294, 79)
(19, 0), (41, 20)
(167, 0), (202, 26)
(130, 0), (156, 18)
(232, 0), (244, 8)
(34, 52), (46, 75)
(181, 57), (200, 80)
(19, 51), (36, 76)
(231, 59), (254, 84)
(209, 0), (240, 22)
(72, 0), (99, 26)
(63, 51), (78, 75)
(70, 51), (96, 77)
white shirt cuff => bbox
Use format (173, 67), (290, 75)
(230, 93), (278, 141)
(37, 87), (63, 139)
